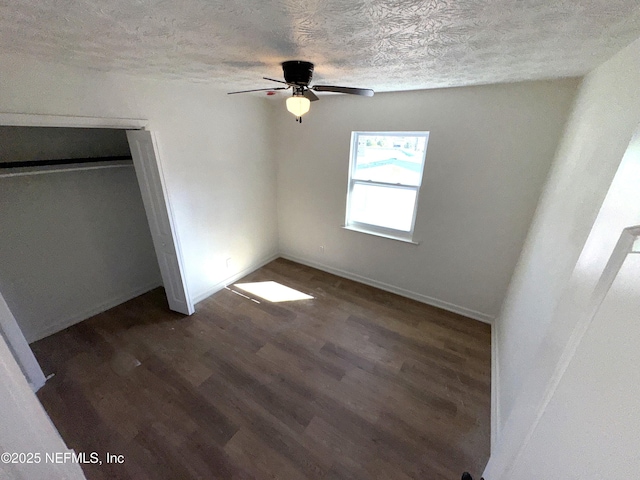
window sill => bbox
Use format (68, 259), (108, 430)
(341, 225), (420, 245)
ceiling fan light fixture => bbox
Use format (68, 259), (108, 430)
(286, 95), (310, 118)
(227, 60), (374, 124)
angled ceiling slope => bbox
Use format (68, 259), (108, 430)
(1, 0), (639, 92)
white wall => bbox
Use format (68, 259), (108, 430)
(274, 80), (578, 322)
(494, 37), (640, 435)
(0, 166), (162, 342)
(0, 52), (279, 315)
(486, 37), (640, 479)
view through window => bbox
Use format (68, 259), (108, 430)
(345, 132), (429, 240)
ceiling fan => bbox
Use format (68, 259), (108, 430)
(228, 60), (374, 123)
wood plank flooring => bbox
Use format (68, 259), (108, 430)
(32, 258), (491, 480)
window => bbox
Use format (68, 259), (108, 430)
(345, 131), (429, 242)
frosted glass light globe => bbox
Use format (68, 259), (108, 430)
(286, 96), (311, 117)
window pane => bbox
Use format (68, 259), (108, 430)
(349, 183), (417, 232)
(353, 135), (427, 186)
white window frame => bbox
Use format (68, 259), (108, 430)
(344, 131), (429, 243)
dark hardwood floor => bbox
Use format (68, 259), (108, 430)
(32, 258), (491, 480)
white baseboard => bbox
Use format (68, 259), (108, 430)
(191, 252), (280, 304)
(279, 253), (494, 324)
(29, 281), (162, 343)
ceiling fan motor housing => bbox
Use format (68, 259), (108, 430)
(282, 60), (314, 86)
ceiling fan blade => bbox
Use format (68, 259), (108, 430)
(263, 76), (289, 85)
(303, 89), (319, 102)
(312, 85), (374, 97)
(227, 87), (288, 95)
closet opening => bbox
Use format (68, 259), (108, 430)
(0, 121), (192, 389)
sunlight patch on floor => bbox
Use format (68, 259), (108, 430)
(233, 281), (314, 303)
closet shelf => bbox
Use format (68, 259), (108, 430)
(0, 155), (132, 169)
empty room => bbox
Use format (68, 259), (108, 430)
(1, 2), (640, 479)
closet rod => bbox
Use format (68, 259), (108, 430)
(0, 155), (132, 169)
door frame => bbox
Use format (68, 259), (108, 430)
(0, 112), (193, 389)
(0, 112), (148, 129)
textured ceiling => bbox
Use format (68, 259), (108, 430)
(1, 0), (640, 92)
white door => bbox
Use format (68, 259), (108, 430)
(0, 292), (46, 391)
(126, 130), (194, 315)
